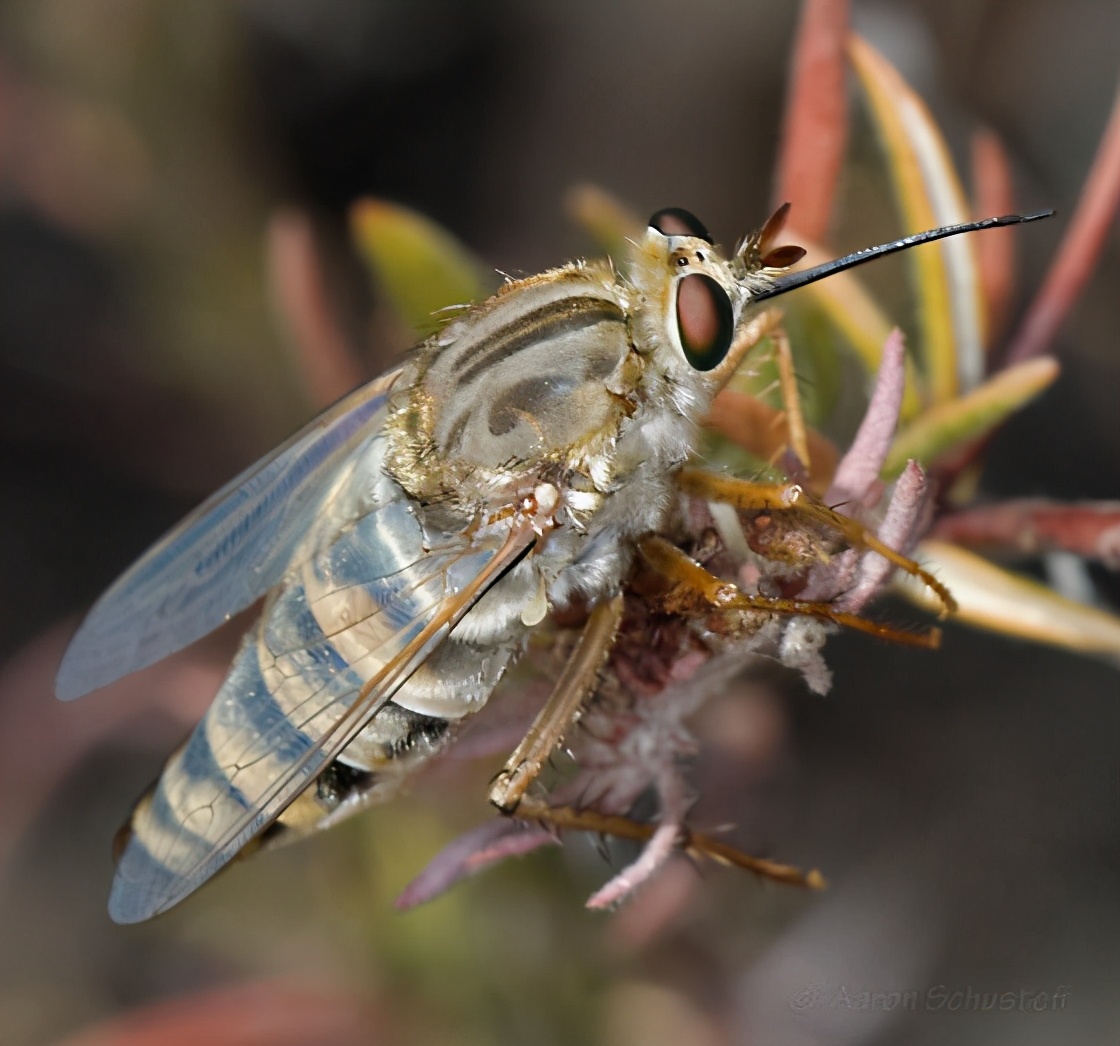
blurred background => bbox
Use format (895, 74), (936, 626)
(0, 1), (1116, 1044)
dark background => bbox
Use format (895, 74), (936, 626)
(0, 2), (1116, 1044)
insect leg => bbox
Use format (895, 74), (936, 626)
(770, 326), (812, 470)
(489, 593), (625, 813)
(636, 534), (942, 649)
(511, 797), (825, 890)
(706, 305), (784, 388)
(676, 467), (956, 616)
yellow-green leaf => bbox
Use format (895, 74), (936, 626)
(899, 540), (1120, 659)
(883, 356), (1059, 476)
(565, 183), (644, 260)
(350, 199), (494, 338)
(849, 35), (987, 401)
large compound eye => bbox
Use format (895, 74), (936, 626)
(649, 207), (714, 244)
(676, 273), (733, 371)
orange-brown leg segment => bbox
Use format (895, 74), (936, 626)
(771, 326), (813, 470)
(676, 467), (956, 617)
(511, 796), (825, 890)
(707, 306), (785, 390)
(637, 534), (943, 649)
(489, 593), (625, 813)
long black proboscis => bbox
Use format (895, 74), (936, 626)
(751, 210), (1054, 302)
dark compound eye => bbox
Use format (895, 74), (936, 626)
(676, 273), (734, 372)
(649, 207), (714, 244)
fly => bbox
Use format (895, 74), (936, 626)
(56, 203), (1050, 922)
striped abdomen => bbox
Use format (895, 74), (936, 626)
(110, 438), (527, 921)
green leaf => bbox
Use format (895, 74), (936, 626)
(350, 199), (494, 338)
(883, 356), (1059, 476)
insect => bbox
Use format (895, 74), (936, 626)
(56, 203), (1048, 922)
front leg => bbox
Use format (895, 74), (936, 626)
(636, 535), (942, 649)
(676, 467), (956, 616)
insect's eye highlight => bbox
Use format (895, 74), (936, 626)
(649, 207), (714, 244)
(676, 273), (734, 372)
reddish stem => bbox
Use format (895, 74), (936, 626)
(772, 0), (850, 241)
(267, 209), (367, 408)
(931, 499), (1120, 568)
(971, 128), (1018, 347)
(1003, 84), (1120, 365)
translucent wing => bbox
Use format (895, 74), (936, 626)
(56, 370), (401, 700)
(109, 512), (537, 923)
